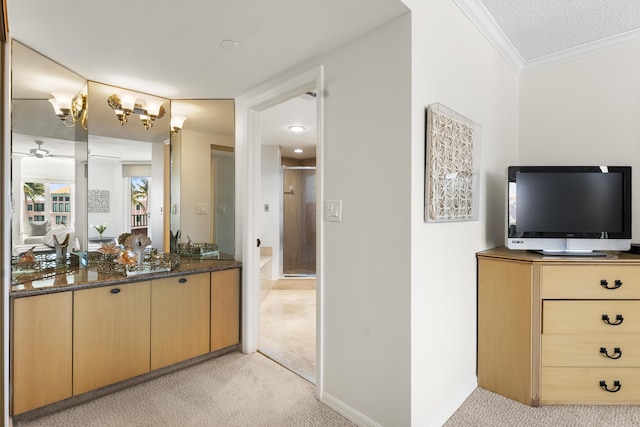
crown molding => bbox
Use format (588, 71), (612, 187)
(454, 0), (640, 74)
(521, 28), (640, 73)
(453, 0), (524, 71)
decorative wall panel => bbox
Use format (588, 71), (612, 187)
(425, 103), (480, 222)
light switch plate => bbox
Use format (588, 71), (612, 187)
(325, 200), (342, 222)
(196, 203), (209, 214)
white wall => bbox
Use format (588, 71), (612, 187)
(519, 44), (640, 241)
(318, 14), (412, 426)
(87, 160), (124, 239)
(178, 129), (233, 243)
(402, 1), (520, 425)
(260, 145), (281, 279)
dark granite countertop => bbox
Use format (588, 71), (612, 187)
(10, 258), (242, 298)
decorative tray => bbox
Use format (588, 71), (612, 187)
(88, 251), (180, 276)
(11, 252), (80, 285)
(177, 242), (220, 259)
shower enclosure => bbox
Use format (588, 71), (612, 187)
(282, 166), (316, 276)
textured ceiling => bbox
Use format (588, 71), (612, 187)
(457, 0), (640, 71)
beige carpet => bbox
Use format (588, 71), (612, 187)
(445, 387), (640, 426)
(14, 352), (355, 427)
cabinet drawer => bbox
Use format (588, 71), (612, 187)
(543, 301), (640, 334)
(541, 265), (640, 299)
(542, 367), (640, 404)
(542, 335), (640, 367)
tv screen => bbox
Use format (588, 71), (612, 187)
(507, 166), (632, 255)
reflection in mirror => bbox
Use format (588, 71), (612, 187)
(87, 81), (170, 252)
(170, 99), (235, 258)
(10, 41), (88, 263)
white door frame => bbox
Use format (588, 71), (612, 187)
(236, 65), (324, 398)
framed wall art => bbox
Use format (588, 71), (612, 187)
(88, 190), (110, 213)
(425, 103), (480, 222)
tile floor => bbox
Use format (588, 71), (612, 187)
(259, 278), (316, 383)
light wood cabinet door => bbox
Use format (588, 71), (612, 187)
(211, 269), (240, 351)
(73, 281), (151, 395)
(12, 292), (72, 414)
(151, 273), (210, 370)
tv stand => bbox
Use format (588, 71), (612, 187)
(478, 246), (640, 406)
(531, 249), (607, 257)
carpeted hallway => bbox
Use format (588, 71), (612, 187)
(13, 352), (355, 427)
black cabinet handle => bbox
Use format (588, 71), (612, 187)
(110, 288), (121, 294)
(602, 314), (624, 325)
(599, 380), (622, 392)
(600, 279), (623, 290)
(600, 346), (622, 359)
(179, 278), (187, 283)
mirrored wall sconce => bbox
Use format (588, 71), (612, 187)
(170, 114), (187, 136)
(107, 93), (166, 130)
(49, 91), (88, 129)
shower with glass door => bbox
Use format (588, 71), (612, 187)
(281, 166), (316, 277)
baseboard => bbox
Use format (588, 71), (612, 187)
(321, 392), (383, 427)
(425, 378), (477, 427)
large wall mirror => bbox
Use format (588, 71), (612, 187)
(170, 99), (235, 258)
(10, 41), (237, 282)
(87, 81), (170, 251)
(10, 41), (88, 261)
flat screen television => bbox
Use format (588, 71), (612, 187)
(506, 166), (632, 255)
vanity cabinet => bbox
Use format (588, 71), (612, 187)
(11, 264), (241, 415)
(12, 292), (73, 414)
(211, 268), (240, 351)
(478, 247), (640, 406)
(73, 281), (151, 395)
(151, 273), (210, 369)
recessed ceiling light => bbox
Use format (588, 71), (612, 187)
(288, 125), (306, 132)
(220, 39), (239, 50)
(294, 148), (304, 154)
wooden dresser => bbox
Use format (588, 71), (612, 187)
(477, 247), (640, 406)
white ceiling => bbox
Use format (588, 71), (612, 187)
(9, 1), (640, 160)
(6, 0), (409, 160)
(457, 0), (640, 72)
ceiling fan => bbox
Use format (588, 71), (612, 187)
(14, 140), (74, 159)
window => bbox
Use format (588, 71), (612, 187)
(65, 203), (70, 212)
(136, 204), (141, 211)
(55, 216), (61, 225)
(53, 196), (58, 201)
(33, 215), (45, 222)
(65, 196), (70, 201)
(52, 204), (58, 212)
(27, 205), (33, 211)
(61, 216), (67, 225)
(59, 203), (64, 211)
(34, 203), (45, 212)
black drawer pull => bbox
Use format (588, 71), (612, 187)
(600, 346), (622, 359)
(110, 288), (121, 294)
(178, 278), (187, 283)
(602, 314), (624, 325)
(599, 380), (622, 393)
(600, 279), (623, 290)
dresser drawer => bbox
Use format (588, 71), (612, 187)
(542, 367), (640, 404)
(542, 335), (640, 367)
(543, 301), (640, 334)
(541, 265), (640, 299)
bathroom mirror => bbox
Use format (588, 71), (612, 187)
(87, 81), (170, 251)
(10, 41), (88, 261)
(170, 99), (235, 258)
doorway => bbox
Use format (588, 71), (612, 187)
(257, 91), (318, 383)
